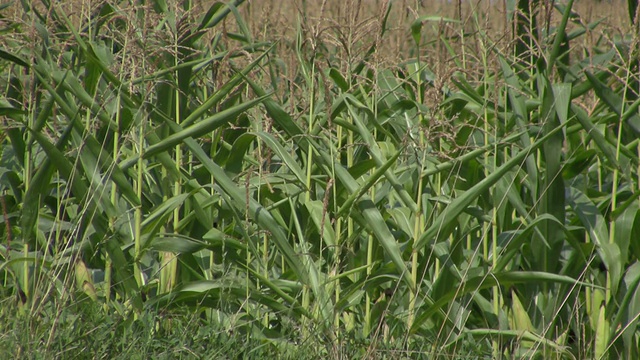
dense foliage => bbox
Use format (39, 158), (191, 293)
(1, 0), (640, 358)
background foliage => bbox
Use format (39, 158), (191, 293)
(1, 0), (640, 358)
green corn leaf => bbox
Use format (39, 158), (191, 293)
(414, 122), (565, 250)
(226, 133), (258, 175)
(570, 103), (620, 168)
(452, 329), (575, 359)
(629, 0), (639, 24)
(181, 45), (273, 128)
(546, 0), (574, 72)
(144, 95), (269, 159)
(538, 71), (566, 272)
(33, 69), (141, 207)
(0, 48), (30, 68)
(567, 186), (620, 285)
(21, 123), (73, 242)
(305, 200), (336, 251)
(75, 259), (98, 301)
(141, 193), (192, 233)
(594, 304), (609, 359)
(345, 97), (417, 212)
(338, 149), (402, 217)
(252, 131), (307, 187)
(411, 271), (599, 334)
(198, 0), (245, 30)
(510, 290), (534, 332)
(410, 16), (460, 47)
(146, 235), (208, 254)
(613, 202), (639, 267)
(246, 77), (416, 292)
(500, 57), (539, 200)
(156, 116), (310, 286)
(586, 71), (640, 135)
(609, 262), (640, 353)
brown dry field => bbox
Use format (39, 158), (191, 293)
(238, 0), (631, 46)
(7, 1), (632, 58)
(236, 0), (632, 61)
(224, 0), (633, 92)
(4, 0), (634, 88)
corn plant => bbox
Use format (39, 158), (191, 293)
(1, 0), (640, 358)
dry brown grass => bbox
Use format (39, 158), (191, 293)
(220, 0), (635, 104)
(4, 0), (632, 68)
(235, 1), (631, 61)
(2, 0), (633, 102)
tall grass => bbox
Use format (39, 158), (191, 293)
(1, 0), (640, 358)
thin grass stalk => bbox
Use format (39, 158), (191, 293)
(477, 20), (503, 357)
(202, 82), (218, 286)
(607, 70), (632, 305)
(134, 122), (144, 290)
(244, 169), (252, 327)
(105, 28), (133, 307)
(166, 38), (184, 294)
(364, 70), (379, 337)
(296, 21), (314, 322)
(325, 123), (340, 331)
(365, 207), (374, 337)
(22, 243), (28, 302)
(256, 91), (269, 329)
(106, 92), (124, 306)
(591, 111), (604, 331)
(288, 197), (311, 331)
(341, 48), (358, 336)
(258, 147), (269, 329)
(407, 27), (426, 331)
(345, 96), (355, 273)
(159, 163), (171, 295)
(20, 39), (35, 306)
(332, 91), (345, 333)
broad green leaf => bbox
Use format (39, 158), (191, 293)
(141, 193), (192, 232)
(0, 48), (30, 67)
(552, 83), (572, 127)
(453, 329), (575, 359)
(338, 149), (402, 216)
(567, 187), (621, 294)
(594, 304), (609, 359)
(345, 97), (417, 212)
(198, 0), (245, 30)
(246, 77), (415, 291)
(151, 280), (295, 316)
(510, 290), (534, 332)
(181, 46), (273, 128)
(410, 16), (460, 47)
(495, 214), (568, 271)
(538, 70), (566, 272)
(500, 57), (538, 200)
(33, 65), (141, 207)
(570, 103), (619, 168)
(75, 259), (98, 301)
(414, 122), (565, 250)
(144, 95), (268, 158)
(155, 114), (310, 286)
(411, 271), (599, 334)
(252, 132), (307, 187)
(546, 0), (574, 72)
(614, 202), (639, 266)
(226, 132), (256, 174)
(305, 200), (336, 251)
(146, 235), (207, 254)
(586, 71), (640, 135)
(629, 0), (639, 24)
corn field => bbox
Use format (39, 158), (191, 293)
(1, 0), (640, 358)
